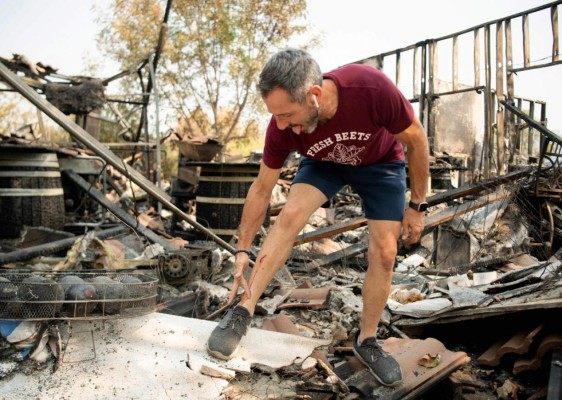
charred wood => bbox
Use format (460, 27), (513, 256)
(44, 80), (106, 115)
(62, 169), (172, 250)
(0, 225), (127, 264)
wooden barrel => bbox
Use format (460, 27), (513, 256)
(195, 163), (268, 240)
(0, 151), (65, 239)
(431, 169), (454, 192)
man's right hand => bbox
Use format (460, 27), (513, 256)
(228, 252), (252, 304)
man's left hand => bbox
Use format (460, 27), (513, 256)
(401, 208), (425, 246)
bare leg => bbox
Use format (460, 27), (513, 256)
(359, 219), (401, 343)
(240, 183), (328, 315)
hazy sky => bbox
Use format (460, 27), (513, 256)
(0, 0), (560, 131)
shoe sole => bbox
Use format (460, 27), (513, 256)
(206, 343), (239, 361)
(353, 347), (403, 387)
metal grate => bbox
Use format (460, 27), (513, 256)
(0, 271), (158, 321)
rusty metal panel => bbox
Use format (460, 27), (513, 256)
(432, 89), (485, 173)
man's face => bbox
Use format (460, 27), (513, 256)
(263, 88), (319, 135)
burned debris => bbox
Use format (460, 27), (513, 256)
(44, 79), (106, 116)
(1, 2), (562, 399)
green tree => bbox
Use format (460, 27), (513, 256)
(97, 0), (163, 69)
(97, 0), (313, 154)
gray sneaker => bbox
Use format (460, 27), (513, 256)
(207, 305), (252, 360)
(352, 332), (403, 387)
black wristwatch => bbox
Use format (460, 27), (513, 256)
(408, 200), (429, 212)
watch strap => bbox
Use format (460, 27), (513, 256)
(233, 249), (255, 258)
(408, 200), (428, 212)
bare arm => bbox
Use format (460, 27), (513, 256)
(228, 161), (281, 303)
(236, 161), (281, 249)
(394, 115), (429, 245)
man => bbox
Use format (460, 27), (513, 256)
(207, 48), (429, 387)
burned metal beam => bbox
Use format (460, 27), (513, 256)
(294, 217), (367, 246)
(502, 100), (562, 145)
(426, 167), (532, 206)
(62, 169), (172, 250)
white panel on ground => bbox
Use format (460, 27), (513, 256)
(0, 312), (330, 399)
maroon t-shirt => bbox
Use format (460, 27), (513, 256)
(262, 64), (414, 169)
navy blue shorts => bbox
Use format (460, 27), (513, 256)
(292, 157), (406, 221)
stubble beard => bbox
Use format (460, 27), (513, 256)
(303, 105), (320, 134)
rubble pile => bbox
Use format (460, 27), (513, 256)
(3, 158), (560, 399)
(2, 1), (562, 394)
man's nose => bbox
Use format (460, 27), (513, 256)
(275, 117), (289, 130)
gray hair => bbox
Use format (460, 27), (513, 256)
(258, 48), (322, 104)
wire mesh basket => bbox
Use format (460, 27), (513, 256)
(0, 270), (158, 321)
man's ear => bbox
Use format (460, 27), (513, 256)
(309, 84), (322, 105)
